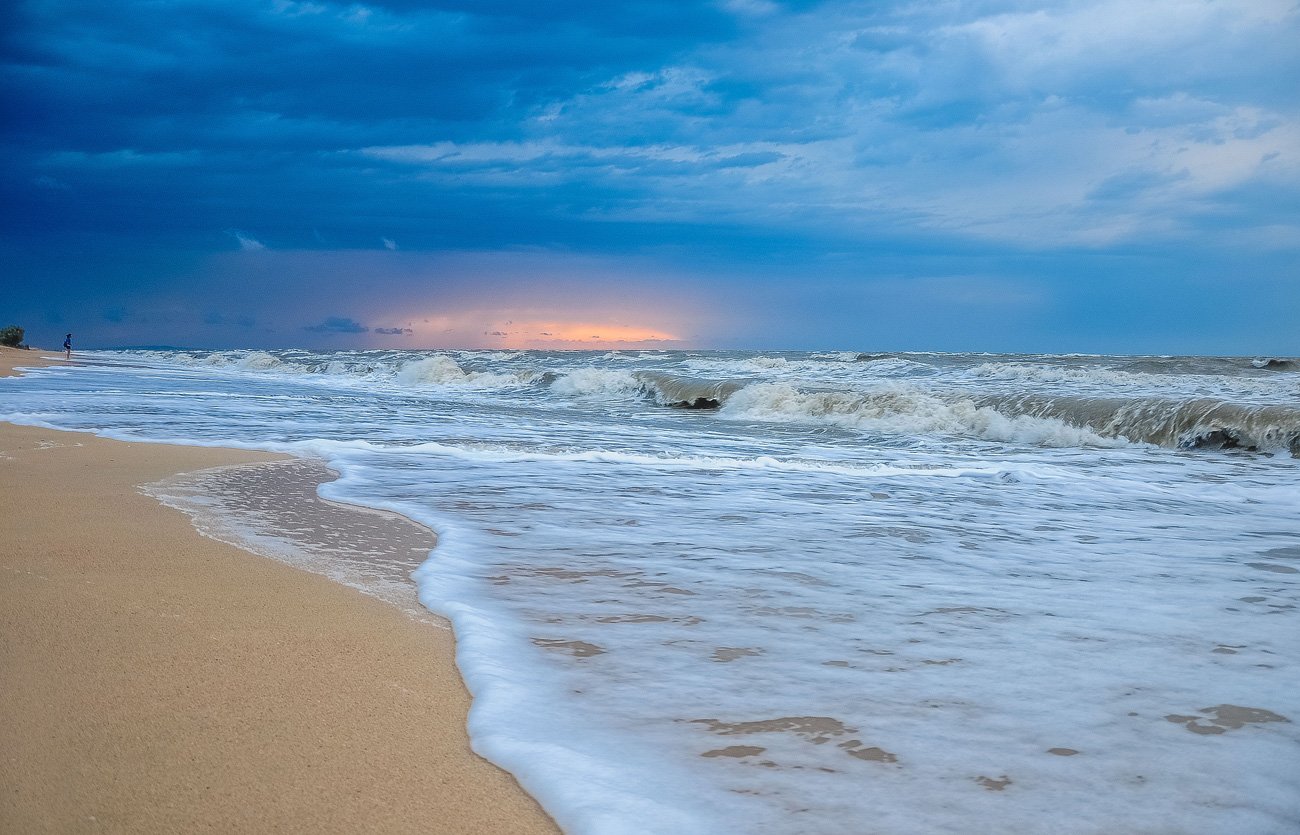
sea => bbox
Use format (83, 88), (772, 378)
(4, 348), (1298, 834)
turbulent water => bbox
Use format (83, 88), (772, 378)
(4, 348), (1299, 834)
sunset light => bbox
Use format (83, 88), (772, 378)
(374, 308), (691, 350)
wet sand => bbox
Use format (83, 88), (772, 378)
(0, 347), (557, 833)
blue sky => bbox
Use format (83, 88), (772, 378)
(2, 0), (1297, 352)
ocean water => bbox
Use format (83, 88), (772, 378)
(3, 348), (1298, 834)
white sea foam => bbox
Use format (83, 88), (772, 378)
(970, 361), (1151, 386)
(397, 354), (474, 384)
(395, 354), (524, 387)
(721, 382), (1127, 447)
(854, 356), (936, 376)
(966, 360), (1297, 402)
(460, 350), (525, 362)
(235, 351), (283, 370)
(3, 349), (1296, 834)
(549, 368), (642, 398)
(744, 356), (790, 369)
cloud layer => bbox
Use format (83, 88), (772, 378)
(2, 0), (1297, 351)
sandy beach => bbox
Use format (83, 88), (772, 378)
(0, 348), (557, 833)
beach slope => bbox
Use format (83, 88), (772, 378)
(0, 350), (556, 833)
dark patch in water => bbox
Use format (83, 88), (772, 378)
(1247, 562), (1298, 574)
(671, 397), (722, 409)
(702, 746), (766, 758)
(689, 716), (899, 765)
(1180, 428), (1257, 452)
(532, 638), (606, 657)
(1164, 704), (1290, 734)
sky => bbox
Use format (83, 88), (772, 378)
(2, 0), (1298, 353)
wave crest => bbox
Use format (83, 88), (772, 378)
(983, 394), (1300, 454)
(235, 351), (284, 370)
(721, 384), (1122, 447)
(550, 368), (643, 398)
(396, 355), (523, 387)
(718, 383), (1300, 454)
(636, 372), (746, 409)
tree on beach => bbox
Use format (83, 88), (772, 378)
(0, 325), (25, 347)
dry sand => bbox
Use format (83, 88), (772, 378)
(0, 347), (558, 833)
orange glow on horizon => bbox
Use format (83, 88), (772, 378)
(492, 320), (680, 349)
(372, 311), (690, 350)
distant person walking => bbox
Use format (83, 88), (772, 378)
(63, 333), (72, 359)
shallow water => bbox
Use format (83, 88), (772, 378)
(145, 458), (438, 621)
(4, 348), (1298, 833)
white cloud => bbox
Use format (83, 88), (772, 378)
(361, 1), (1299, 251)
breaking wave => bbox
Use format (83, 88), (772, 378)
(977, 394), (1300, 454)
(969, 362), (1155, 387)
(549, 368), (643, 398)
(152, 350), (540, 388)
(549, 370), (745, 409)
(395, 355), (543, 388)
(234, 351), (284, 371)
(721, 384), (1300, 454)
(1120, 356), (1298, 376)
(634, 372), (747, 409)
(857, 357), (937, 377)
(721, 384), (1124, 448)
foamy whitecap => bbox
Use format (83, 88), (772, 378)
(970, 361), (1149, 385)
(966, 361), (1294, 402)
(466, 350), (524, 362)
(721, 382), (1125, 448)
(397, 355), (471, 384)
(550, 368), (643, 398)
(395, 355), (523, 388)
(322, 360), (358, 376)
(866, 357), (938, 376)
(235, 351), (285, 371)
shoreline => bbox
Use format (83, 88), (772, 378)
(0, 348), (558, 833)
(145, 457), (444, 623)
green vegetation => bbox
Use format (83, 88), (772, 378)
(0, 325), (24, 347)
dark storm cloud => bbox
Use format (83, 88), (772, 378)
(7, 0), (1296, 254)
(2, 0), (734, 153)
(0, 0), (747, 253)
